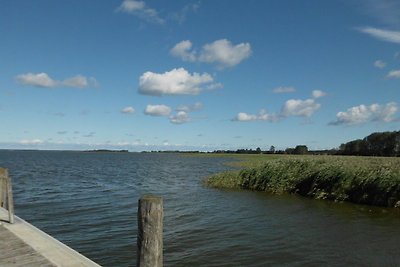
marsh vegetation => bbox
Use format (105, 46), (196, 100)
(206, 155), (400, 207)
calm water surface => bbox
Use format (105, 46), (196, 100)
(0, 150), (399, 267)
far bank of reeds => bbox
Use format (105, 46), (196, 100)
(205, 155), (400, 208)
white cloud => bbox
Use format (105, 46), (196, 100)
(169, 111), (191, 124)
(170, 40), (196, 62)
(386, 69), (400, 79)
(281, 99), (321, 117)
(374, 60), (387, 68)
(121, 106), (135, 114)
(144, 104), (171, 116)
(176, 102), (203, 112)
(118, 0), (145, 11)
(170, 39), (252, 69)
(206, 83), (224, 90)
(234, 112), (257, 121)
(116, 0), (164, 24)
(330, 102), (398, 125)
(358, 27), (400, 44)
(272, 86), (296, 93)
(16, 73), (57, 88)
(138, 68), (215, 96)
(233, 109), (278, 122)
(233, 91), (324, 122)
(311, 90), (327, 99)
(62, 75), (98, 88)
(162, 102), (203, 124)
(198, 39), (252, 68)
(16, 72), (97, 89)
(19, 139), (43, 145)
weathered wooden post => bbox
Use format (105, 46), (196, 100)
(0, 168), (14, 224)
(137, 195), (163, 267)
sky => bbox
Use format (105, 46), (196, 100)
(0, 0), (399, 151)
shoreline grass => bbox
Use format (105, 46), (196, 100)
(205, 155), (400, 208)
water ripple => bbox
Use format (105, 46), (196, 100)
(0, 150), (399, 267)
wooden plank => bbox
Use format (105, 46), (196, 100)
(0, 208), (101, 267)
(0, 225), (56, 267)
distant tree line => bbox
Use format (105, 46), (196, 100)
(139, 131), (400, 157)
(338, 131), (400, 157)
(210, 131), (400, 157)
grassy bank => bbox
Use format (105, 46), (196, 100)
(205, 155), (400, 208)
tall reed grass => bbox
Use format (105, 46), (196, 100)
(206, 156), (400, 207)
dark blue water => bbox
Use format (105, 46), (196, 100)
(0, 150), (399, 267)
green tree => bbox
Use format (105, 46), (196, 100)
(293, 145), (308, 155)
(269, 145), (275, 153)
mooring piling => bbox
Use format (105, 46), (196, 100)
(0, 168), (14, 224)
(137, 195), (163, 267)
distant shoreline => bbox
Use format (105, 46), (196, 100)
(84, 149), (129, 153)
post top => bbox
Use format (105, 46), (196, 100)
(0, 168), (8, 176)
(140, 195), (163, 203)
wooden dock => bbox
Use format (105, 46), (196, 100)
(0, 167), (101, 267)
(0, 167), (164, 267)
(0, 207), (101, 267)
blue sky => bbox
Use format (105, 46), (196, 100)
(0, 0), (399, 151)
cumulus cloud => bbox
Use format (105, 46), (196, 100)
(176, 102), (203, 112)
(121, 106), (135, 114)
(16, 72), (98, 89)
(16, 73), (57, 88)
(144, 102), (202, 124)
(233, 110), (278, 122)
(199, 39), (252, 68)
(116, 0), (164, 24)
(170, 40), (196, 62)
(63, 75), (98, 88)
(234, 112), (257, 122)
(311, 90), (327, 99)
(170, 39), (252, 69)
(206, 83), (224, 91)
(234, 90), (325, 122)
(169, 111), (191, 124)
(386, 69), (400, 79)
(138, 68), (216, 96)
(358, 27), (400, 44)
(144, 104), (172, 116)
(329, 102), (398, 125)
(281, 99), (321, 117)
(166, 102), (203, 124)
(272, 86), (296, 93)
(118, 0), (144, 11)
(374, 60), (387, 68)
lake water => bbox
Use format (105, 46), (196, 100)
(0, 150), (399, 267)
